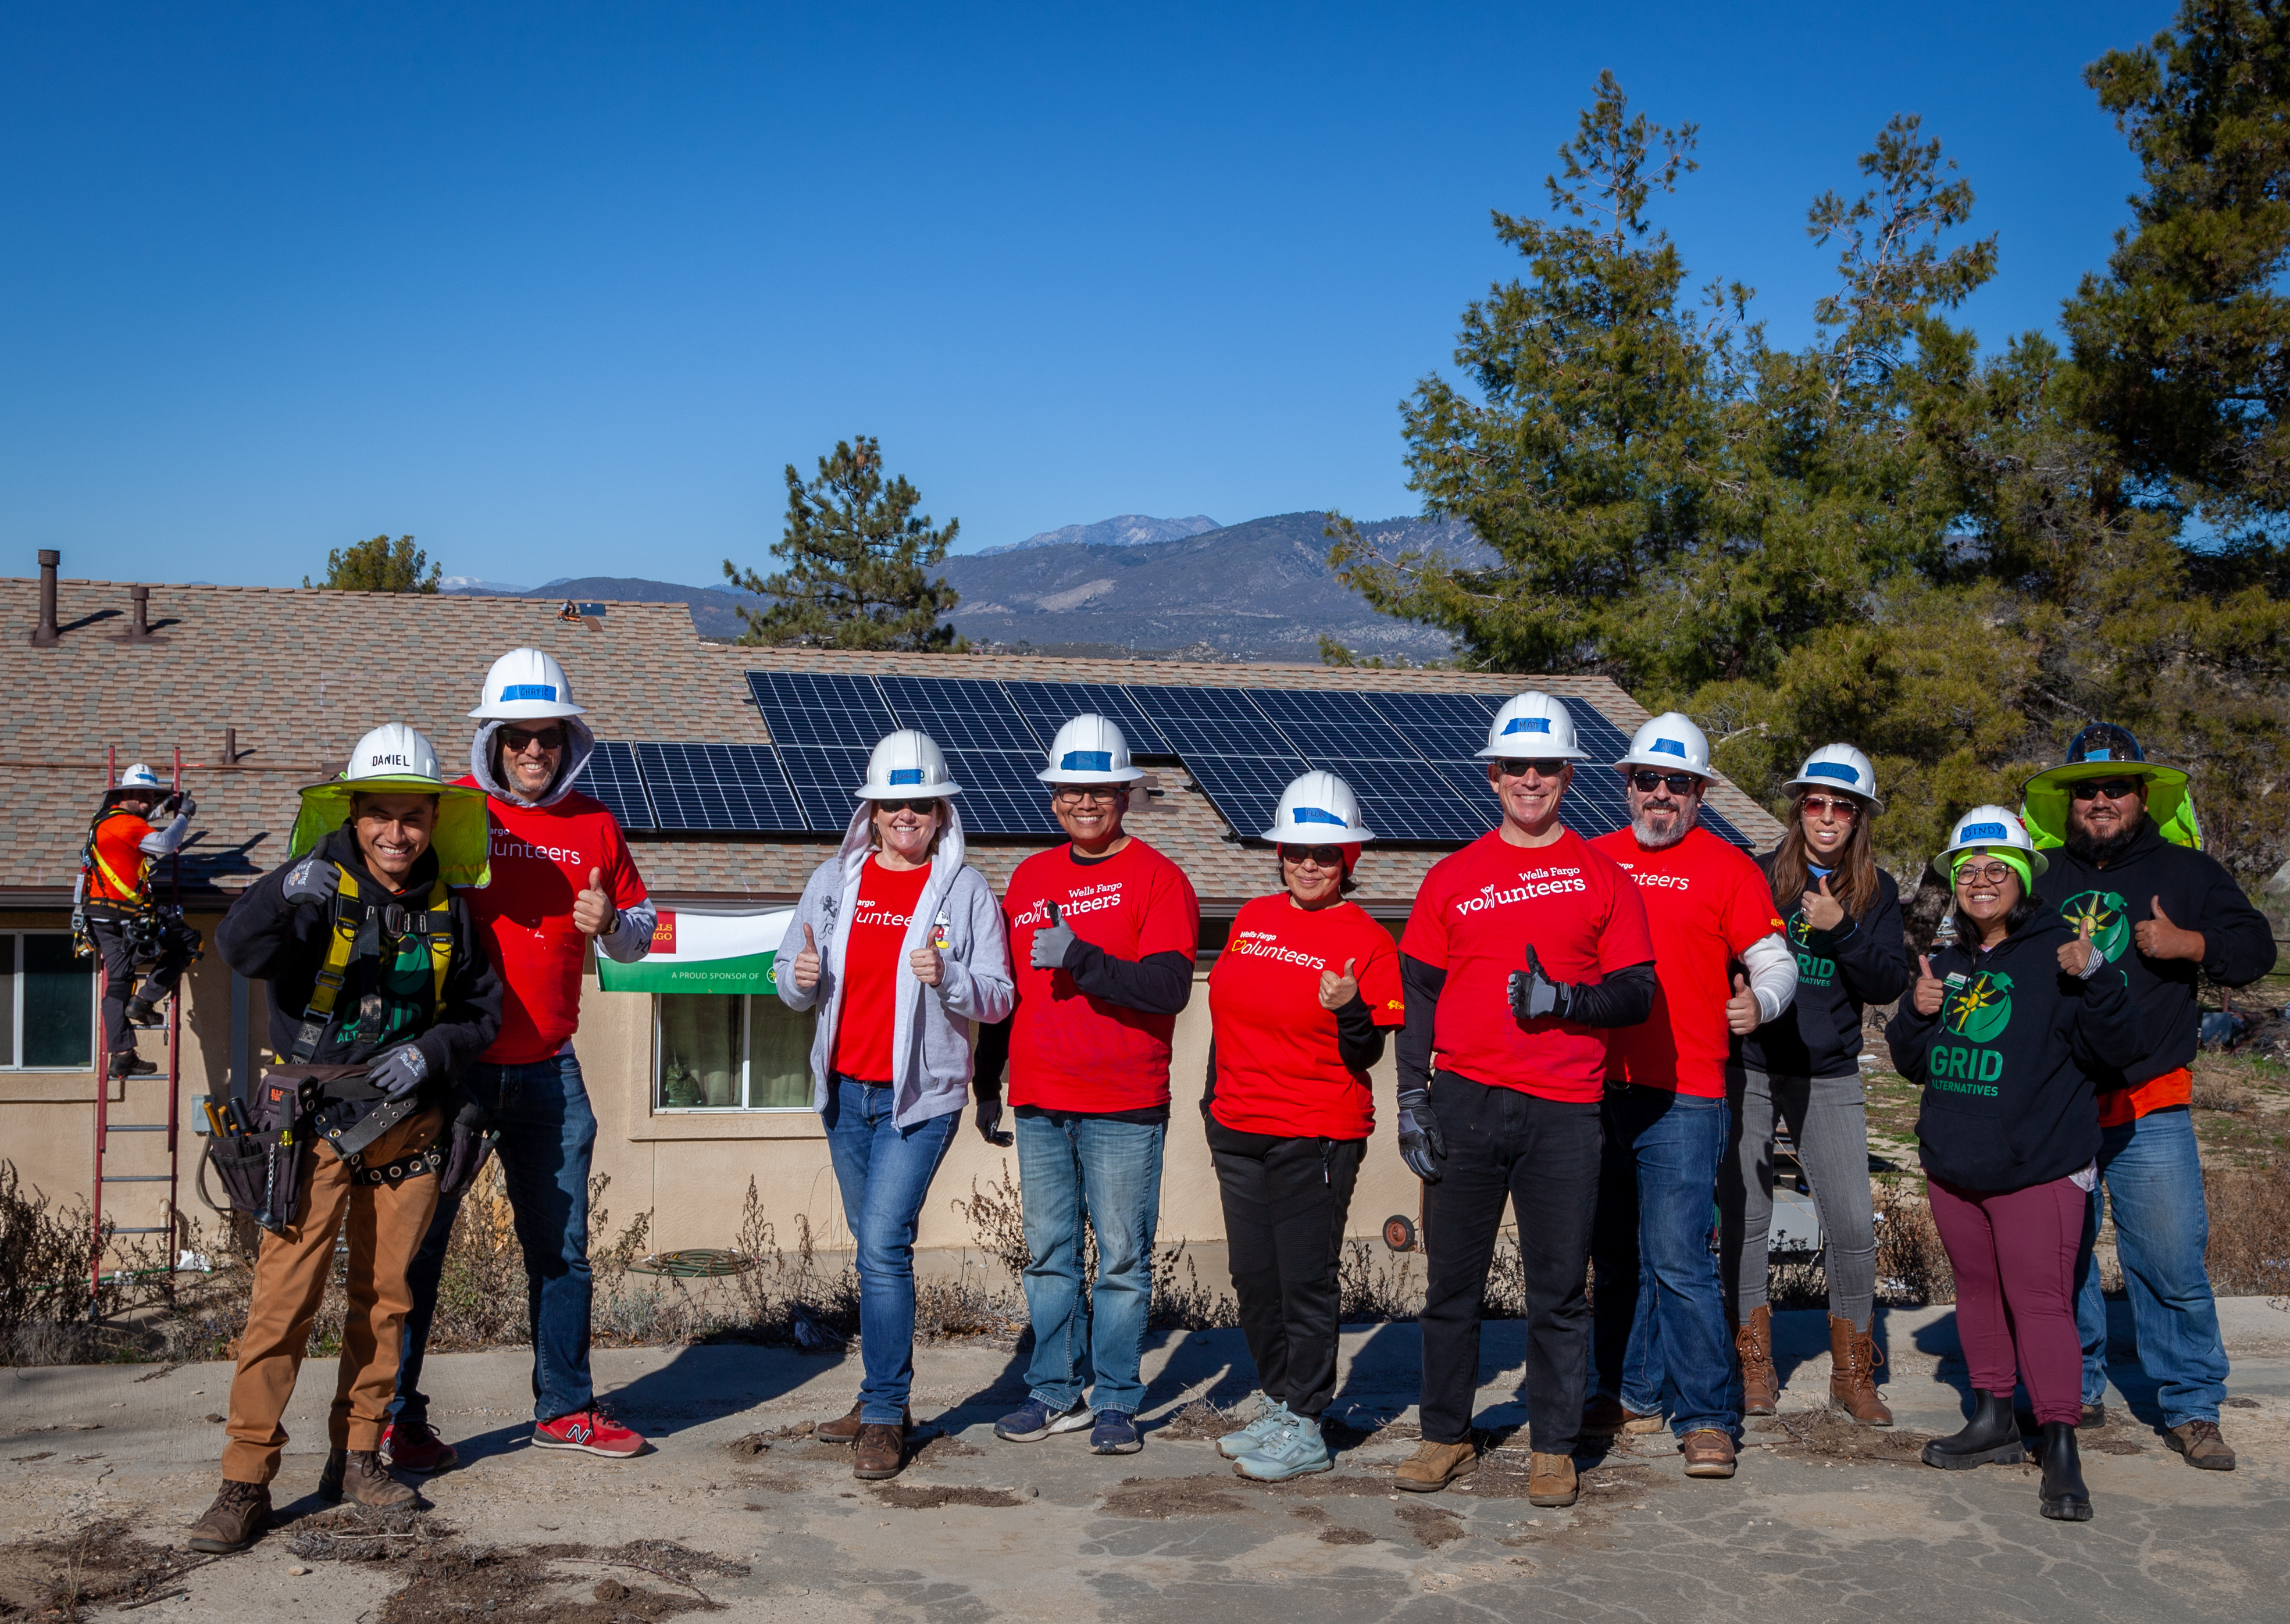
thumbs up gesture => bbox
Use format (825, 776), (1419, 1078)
(1030, 900), (1079, 970)
(1726, 971), (1760, 1034)
(1913, 953), (1945, 1016)
(572, 866), (618, 937)
(790, 922), (822, 993)
(1318, 956), (1360, 1012)
(1801, 873), (1845, 933)
(2059, 913), (2101, 977)
(2133, 894), (2206, 963)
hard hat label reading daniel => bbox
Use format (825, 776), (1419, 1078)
(371, 754), (411, 768)
(1500, 717), (1551, 735)
(1960, 822), (2009, 842)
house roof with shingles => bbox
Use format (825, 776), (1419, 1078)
(1, 574), (1784, 915)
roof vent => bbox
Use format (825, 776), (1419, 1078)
(29, 549), (59, 647)
(117, 584), (162, 645)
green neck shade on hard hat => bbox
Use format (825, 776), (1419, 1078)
(2020, 779), (2201, 852)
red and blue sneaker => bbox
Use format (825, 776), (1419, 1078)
(532, 1406), (645, 1458)
(381, 1418), (460, 1475)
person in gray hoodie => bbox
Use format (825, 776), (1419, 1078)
(777, 730), (1014, 1480)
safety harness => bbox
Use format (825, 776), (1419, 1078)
(72, 805), (158, 959)
(287, 865), (456, 1065)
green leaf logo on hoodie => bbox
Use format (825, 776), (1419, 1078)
(2057, 890), (2129, 963)
(1941, 970), (2013, 1044)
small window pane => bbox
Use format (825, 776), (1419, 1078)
(658, 994), (740, 1109)
(747, 995), (811, 1108)
(23, 934), (91, 1069)
(0, 936), (16, 1066)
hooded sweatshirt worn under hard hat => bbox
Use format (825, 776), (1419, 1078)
(776, 795), (1015, 1129)
(1739, 855), (1910, 1081)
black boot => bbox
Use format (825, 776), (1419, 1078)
(124, 994), (166, 1028)
(1921, 1389), (2027, 1469)
(2038, 1421), (2092, 1521)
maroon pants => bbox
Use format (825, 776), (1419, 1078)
(1926, 1172), (2088, 1427)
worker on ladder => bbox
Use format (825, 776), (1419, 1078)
(75, 763), (201, 1079)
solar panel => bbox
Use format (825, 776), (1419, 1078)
(776, 744), (873, 833)
(1360, 691), (1506, 763)
(1699, 805), (1754, 851)
(941, 749), (1063, 836)
(878, 676), (1043, 754)
(1125, 686), (1303, 758)
(1249, 690), (1422, 761)
(582, 741), (655, 831)
(1302, 755), (1493, 841)
(1003, 681), (1171, 756)
(1179, 754), (1305, 840)
(633, 743), (805, 832)
(746, 671), (897, 749)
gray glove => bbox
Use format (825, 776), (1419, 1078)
(282, 855), (340, 908)
(974, 1088), (1012, 1147)
(369, 1043), (429, 1100)
(1030, 901), (1078, 972)
(1396, 1087), (1446, 1183)
(1508, 944), (1575, 1023)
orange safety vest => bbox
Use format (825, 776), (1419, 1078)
(82, 806), (155, 905)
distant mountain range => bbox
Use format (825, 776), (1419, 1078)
(440, 511), (1492, 661)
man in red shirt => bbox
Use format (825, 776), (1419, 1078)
(978, 713), (1200, 1457)
(1586, 712), (1795, 1480)
(389, 649), (657, 1470)
(1390, 693), (1657, 1505)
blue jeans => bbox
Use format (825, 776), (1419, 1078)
(394, 1050), (599, 1427)
(822, 1076), (962, 1423)
(2075, 1106), (2230, 1427)
(1014, 1108), (1165, 1418)
(1590, 1084), (1738, 1438)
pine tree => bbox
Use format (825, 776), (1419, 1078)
(723, 437), (961, 649)
(305, 534), (440, 593)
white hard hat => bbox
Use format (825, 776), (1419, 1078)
(469, 647), (587, 720)
(1615, 712), (1713, 777)
(345, 722), (448, 786)
(1476, 692), (1589, 761)
(1785, 743), (1882, 810)
(1037, 713), (1146, 784)
(1938, 804), (2049, 879)
(115, 763), (165, 791)
(1261, 770), (1375, 845)
(858, 730), (963, 799)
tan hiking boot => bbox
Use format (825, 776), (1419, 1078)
(2167, 1420), (2237, 1471)
(186, 1479), (270, 1554)
(1394, 1438), (1478, 1493)
(1827, 1315), (1893, 1427)
(1736, 1305), (1777, 1416)
(853, 1422), (906, 1480)
(320, 1448), (419, 1509)
(821, 1402), (909, 1444)
(1680, 1429), (1736, 1478)
(1526, 1452), (1578, 1507)
(1580, 1394), (1664, 1438)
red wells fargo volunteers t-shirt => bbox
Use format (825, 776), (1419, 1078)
(458, 777), (651, 1065)
(1005, 838), (1201, 1113)
(1399, 827), (1654, 1104)
(1207, 894), (1404, 1139)
(88, 810), (155, 904)
(1590, 824), (1786, 1098)
(829, 856), (932, 1083)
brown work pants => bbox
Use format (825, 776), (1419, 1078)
(222, 1106), (443, 1485)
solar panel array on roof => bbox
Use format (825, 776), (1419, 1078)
(581, 740), (655, 831)
(635, 743), (805, 833)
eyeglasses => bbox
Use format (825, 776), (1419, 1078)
(1628, 771), (1700, 795)
(1051, 786), (1124, 805)
(1494, 758), (1570, 779)
(1279, 844), (1346, 866)
(1799, 795), (1861, 820)
(2071, 779), (2146, 802)
(1955, 862), (2018, 886)
(873, 797), (941, 814)
(500, 726), (566, 753)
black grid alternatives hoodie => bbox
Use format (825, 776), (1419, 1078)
(1739, 857), (1910, 1079)
(1886, 910), (2143, 1193)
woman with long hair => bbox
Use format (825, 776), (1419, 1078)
(1724, 745), (1909, 1425)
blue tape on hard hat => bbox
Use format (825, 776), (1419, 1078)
(502, 684), (557, 702)
(1292, 806), (1347, 826)
(2083, 749), (2111, 762)
(1500, 716), (1551, 735)
(889, 767), (925, 786)
(1960, 821), (2009, 842)
(1060, 749), (1112, 772)
(1652, 738), (1687, 758)
(1805, 762), (1859, 783)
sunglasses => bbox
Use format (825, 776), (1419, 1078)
(1280, 844), (1346, 866)
(1494, 758), (1570, 779)
(1955, 862), (2018, 886)
(1628, 770), (1700, 795)
(873, 797), (941, 814)
(2071, 779), (2146, 802)
(1051, 786), (1125, 804)
(1800, 795), (1861, 820)
(500, 726), (567, 752)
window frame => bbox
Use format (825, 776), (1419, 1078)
(0, 929), (97, 1073)
(650, 991), (811, 1114)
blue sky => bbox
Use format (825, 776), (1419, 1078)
(1, 2), (2166, 588)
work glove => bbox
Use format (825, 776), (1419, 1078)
(369, 1043), (429, 1100)
(438, 1091), (497, 1196)
(973, 1087), (1013, 1147)
(1029, 901), (1079, 972)
(281, 855), (340, 908)
(1507, 944), (1575, 1023)
(1396, 1087), (1446, 1183)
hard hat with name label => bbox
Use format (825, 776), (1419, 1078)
(858, 729), (963, 799)
(1784, 743), (1883, 811)
(1037, 713), (1146, 784)
(290, 722), (491, 886)
(1938, 804), (2049, 879)
(1476, 692), (1589, 761)
(1261, 770), (1376, 845)
(1614, 712), (1713, 779)
(114, 763), (165, 792)
(469, 647), (587, 720)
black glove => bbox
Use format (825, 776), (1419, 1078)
(282, 855), (340, 908)
(159, 793), (195, 820)
(438, 1092), (497, 1197)
(1030, 901), (1078, 971)
(974, 1087), (1013, 1147)
(370, 1043), (429, 1099)
(1396, 1087), (1446, 1183)
(1508, 944), (1575, 1023)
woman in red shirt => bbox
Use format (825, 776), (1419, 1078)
(1203, 772), (1403, 1481)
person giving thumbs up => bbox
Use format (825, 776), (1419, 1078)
(572, 867), (618, 937)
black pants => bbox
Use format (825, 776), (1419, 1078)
(85, 908), (200, 1054)
(1418, 1071), (1602, 1451)
(1207, 1118), (1364, 1419)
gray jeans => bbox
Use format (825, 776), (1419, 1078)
(1719, 1065), (1878, 1330)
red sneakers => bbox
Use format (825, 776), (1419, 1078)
(531, 1407), (645, 1458)
(381, 1419), (461, 1475)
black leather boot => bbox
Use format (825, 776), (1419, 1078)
(1921, 1389), (2027, 1469)
(2038, 1420), (2092, 1521)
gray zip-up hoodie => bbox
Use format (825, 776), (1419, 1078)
(468, 713), (654, 965)
(777, 797), (1014, 1128)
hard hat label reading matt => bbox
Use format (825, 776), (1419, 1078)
(1499, 717), (1550, 736)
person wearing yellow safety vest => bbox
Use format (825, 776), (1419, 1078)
(76, 763), (202, 1079)
(188, 724), (502, 1556)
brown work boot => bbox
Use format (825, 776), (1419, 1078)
(2167, 1419), (2237, 1471)
(1394, 1438), (1478, 1493)
(1827, 1315), (1893, 1427)
(1580, 1394), (1664, 1438)
(1680, 1429), (1737, 1478)
(820, 1402), (909, 1444)
(186, 1479), (269, 1553)
(1736, 1305), (1777, 1416)
(1526, 1451), (1578, 1507)
(319, 1448), (419, 1509)
(853, 1422), (906, 1480)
